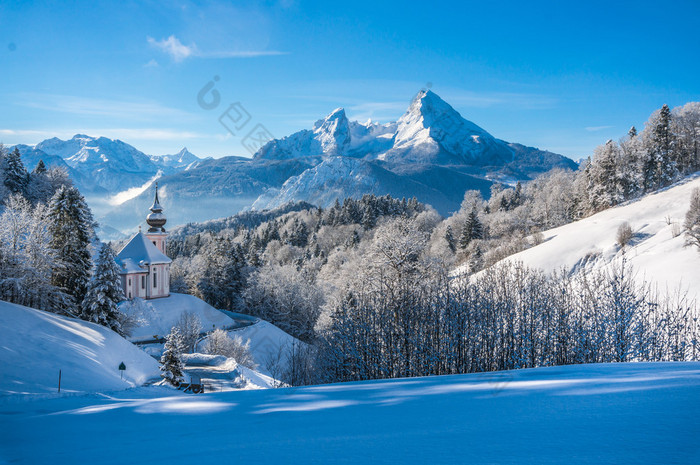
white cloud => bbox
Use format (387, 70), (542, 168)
(147, 35), (196, 62)
(147, 35), (287, 62)
(585, 125), (614, 132)
(201, 50), (288, 58)
(143, 59), (160, 68)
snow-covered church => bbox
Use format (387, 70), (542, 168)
(115, 184), (171, 299)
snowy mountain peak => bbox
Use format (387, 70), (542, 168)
(313, 107), (350, 154)
(153, 147), (202, 170)
(384, 90), (511, 165)
(396, 90), (491, 145)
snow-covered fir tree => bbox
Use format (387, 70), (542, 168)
(80, 243), (126, 335)
(459, 208), (483, 249)
(160, 326), (185, 385)
(48, 185), (94, 310)
(2, 147), (28, 195)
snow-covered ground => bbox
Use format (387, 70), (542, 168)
(1, 362), (698, 463)
(219, 320), (302, 378)
(465, 174), (700, 299)
(120, 293), (301, 380)
(121, 293), (237, 342)
(0, 301), (160, 397)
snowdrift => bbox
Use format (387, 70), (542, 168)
(0, 301), (160, 397)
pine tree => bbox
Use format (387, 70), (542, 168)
(48, 185), (94, 309)
(444, 225), (456, 253)
(3, 147), (28, 195)
(160, 327), (185, 385)
(652, 104), (677, 187)
(460, 209), (483, 249)
(80, 243), (126, 335)
(33, 159), (47, 175)
(468, 242), (483, 272)
(361, 204), (377, 229)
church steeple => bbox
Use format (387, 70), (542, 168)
(146, 182), (167, 233)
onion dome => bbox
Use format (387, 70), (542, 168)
(146, 182), (167, 232)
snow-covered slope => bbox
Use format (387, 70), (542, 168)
(121, 293), (303, 380)
(254, 156), (493, 213)
(491, 173), (700, 298)
(0, 301), (159, 396)
(224, 320), (302, 378)
(121, 293), (236, 341)
(2, 362), (698, 463)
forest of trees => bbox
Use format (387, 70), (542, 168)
(0, 145), (128, 335)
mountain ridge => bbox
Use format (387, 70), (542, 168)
(10, 91), (577, 237)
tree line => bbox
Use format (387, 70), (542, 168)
(0, 145), (127, 334)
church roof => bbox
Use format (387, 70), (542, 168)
(116, 232), (171, 274)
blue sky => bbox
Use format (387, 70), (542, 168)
(0, 0), (698, 160)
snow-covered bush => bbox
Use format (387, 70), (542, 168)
(202, 329), (257, 369)
(616, 222), (633, 248)
(175, 311), (202, 353)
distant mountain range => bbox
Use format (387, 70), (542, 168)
(15, 135), (206, 195)
(13, 90), (576, 238)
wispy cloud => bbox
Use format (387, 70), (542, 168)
(0, 128), (208, 145)
(147, 35), (195, 62)
(17, 93), (195, 121)
(147, 35), (287, 62)
(585, 125), (614, 132)
(201, 50), (288, 58)
(93, 128), (205, 140)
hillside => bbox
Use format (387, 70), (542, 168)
(0, 301), (159, 397)
(489, 173), (700, 299)
(1, 362), (698, 463)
